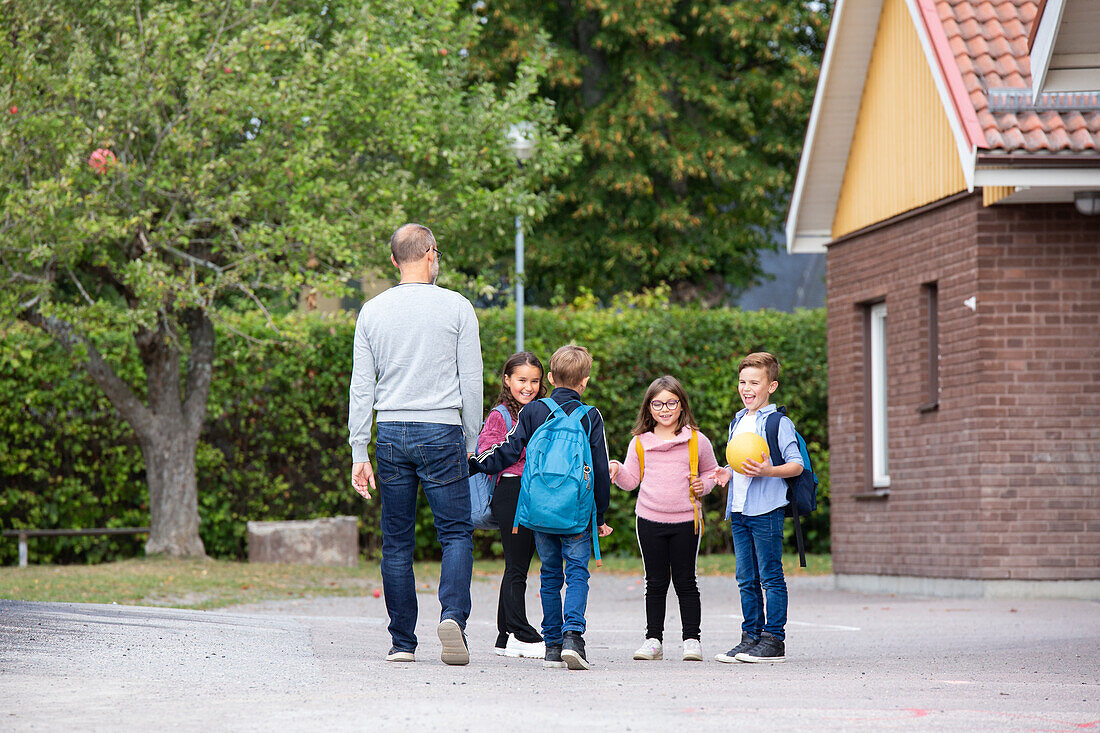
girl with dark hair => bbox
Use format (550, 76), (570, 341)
(608, 375), (720, 662)
(476, 351), (547, 658)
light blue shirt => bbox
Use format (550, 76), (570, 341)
(724, 403), (804, 518)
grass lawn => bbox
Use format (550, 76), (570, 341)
(0, 553), (830, 610)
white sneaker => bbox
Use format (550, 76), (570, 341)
(632, 638), (663, 660)
(437, 619), (470, 666)
(682, 638), (703, 662)
(505, 637), (546, 659)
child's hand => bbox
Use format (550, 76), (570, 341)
(739, 452), (772, 477)
(688, 475), (705, 496)
(597, 523), (614, 537)
(711, 467), (732, 487)
(608, 461), (620, 483)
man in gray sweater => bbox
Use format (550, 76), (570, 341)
(349, 223), (483, 666)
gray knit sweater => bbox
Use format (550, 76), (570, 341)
(348, 283), (483, 460)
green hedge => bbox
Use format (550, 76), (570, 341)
(0, 304), (827, 565)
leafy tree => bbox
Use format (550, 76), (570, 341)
(468, 0), (832, 303)
(0, 0), (571, 556)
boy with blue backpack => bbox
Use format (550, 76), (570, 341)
(711, 352), (817, 664)
(470, 344), (613, 671)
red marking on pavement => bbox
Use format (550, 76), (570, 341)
(903, 709), (931, 718)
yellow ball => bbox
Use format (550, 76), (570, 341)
(726, 432), (769, 474)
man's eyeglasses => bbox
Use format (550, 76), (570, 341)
(427, 245), (442, 261)
(650, 399), (680, 411)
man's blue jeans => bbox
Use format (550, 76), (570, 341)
(375, 422), (473, 652)
(730, 508), (787, 641)
(533, 529), (592, 645)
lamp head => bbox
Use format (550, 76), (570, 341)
(1074, 191), (1100, 216)
(506, 122), (536, 162)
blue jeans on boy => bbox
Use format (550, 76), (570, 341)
(533, 529), (592, 644)
(375, 422), (474, 652)
(731, 507), (787, 641)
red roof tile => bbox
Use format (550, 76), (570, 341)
(936, 0), (1100, 155)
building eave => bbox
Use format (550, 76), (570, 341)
(786, 0), (988, 255)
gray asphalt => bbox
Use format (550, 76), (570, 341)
(2, 573), (1098, 731)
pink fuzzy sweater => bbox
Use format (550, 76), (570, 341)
(610, 428), (719, 524)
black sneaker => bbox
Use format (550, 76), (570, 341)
(561, 631), (590, 670)
(544, 644), (566, 669)
(714, 632), (759, 664)
(734, 631), (785, 663)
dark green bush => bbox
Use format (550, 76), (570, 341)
(0, 304), (827, 565)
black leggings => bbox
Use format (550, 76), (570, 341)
(635, 515), (702, 641)
(490, 475), (541, 643)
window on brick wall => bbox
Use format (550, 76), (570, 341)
(921, 282), (940, 411)
(868, 301), (890, 488)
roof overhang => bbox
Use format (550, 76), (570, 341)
(785, 0), (881, 253)
(1029, 0), (1100, 97)
(976, 160), (1100, 203)
(785, 0), (986, 254)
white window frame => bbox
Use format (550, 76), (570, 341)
(870, 302), (890, 487)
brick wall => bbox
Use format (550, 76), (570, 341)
(974, 202), (1100, 580)
(827, 194), (1100, 580)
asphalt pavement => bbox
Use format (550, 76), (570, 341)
(2, 572), (1098, 731)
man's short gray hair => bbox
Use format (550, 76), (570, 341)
(390, 223), (436, 265)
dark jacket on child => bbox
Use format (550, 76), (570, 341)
(470, 387), (611, 526)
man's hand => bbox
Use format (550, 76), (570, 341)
(711, 467), (732, 487)
(597, 523), (614, 537)
(351, 461), (376, 499)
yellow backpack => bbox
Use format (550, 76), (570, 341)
(635, 429), (704, 536)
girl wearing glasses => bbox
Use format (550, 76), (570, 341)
(608, 375), (720, 663)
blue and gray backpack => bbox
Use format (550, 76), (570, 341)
(515, 398), (602, 565)
(469, 405), (512, 531)
(764, 406), (819, 568)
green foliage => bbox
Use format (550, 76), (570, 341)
(0, 0), (573, 323)
(479, 301), (830, 555)
(0, 0), (577, 553)
(1, 305), (826, 565)
(468, 0), (833, 302)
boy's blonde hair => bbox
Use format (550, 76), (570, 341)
(549, 344), (592, 389)
(738, 352), (780, 383)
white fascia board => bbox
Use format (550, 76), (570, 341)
(791, 233), (833, 254)
(787, 0), (882, 254)
(974, 167), (1100, 187)
(904, 0), (978, 190)
(786, 0), (855, 254)
(1030, 0), (1068, 98)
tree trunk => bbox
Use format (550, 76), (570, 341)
(23, 307), (215, 558)
(143, 432), (205, 556)
(134, 310), (213, 558)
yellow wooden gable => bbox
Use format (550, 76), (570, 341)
(831, 0), (967, 239)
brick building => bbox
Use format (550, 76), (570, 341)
(786, 0), (1100, 598)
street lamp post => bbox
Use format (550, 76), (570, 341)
(506, 123), (536, 353)
(514, 214), (525, 352)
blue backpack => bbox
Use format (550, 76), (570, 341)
(764, 406), (819, 568)
(469, 405), (512, 531)
(515, 398), (602, 565)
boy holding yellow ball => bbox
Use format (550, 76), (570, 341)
(710, 352), (805, 664)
